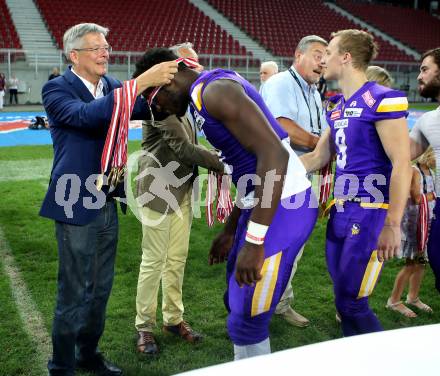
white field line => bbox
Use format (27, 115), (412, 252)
(0, 225), (51, 374)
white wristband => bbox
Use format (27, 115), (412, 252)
(245, 221), (269, 245)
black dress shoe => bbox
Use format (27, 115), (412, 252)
(76, 353), (122, 375)
(137, 331), (159, 355)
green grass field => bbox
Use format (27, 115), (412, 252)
(410, 102), (438, 111)
(0, 102), (439, 375)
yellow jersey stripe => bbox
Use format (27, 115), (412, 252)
(190, 82), (204, 111)
(376, 96), (408, 112)
(376, 103), (408, 112)
(251, 251), (282, 317)
(358, 250), (383, 298)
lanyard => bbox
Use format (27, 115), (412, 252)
(288, 68), (322, 135)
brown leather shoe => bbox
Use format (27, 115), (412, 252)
(137, 331), (159, 355)
(163, 321), (202, 343)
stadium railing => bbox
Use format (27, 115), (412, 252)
(0, 49), (425, 104)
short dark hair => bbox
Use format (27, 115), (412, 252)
(133, 47), (179, 78)
(421, 48), (440, 70)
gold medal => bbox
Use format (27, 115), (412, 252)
(111, 167), (118, 187)
(117, 167), (125, 183)
(96, 173), (104, 191)
(107, 169), (114, 187)
(107, 167), (115, 186)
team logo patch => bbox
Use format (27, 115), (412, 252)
(362, 90), (376, 108)
(326, 101), (336, 111)
(330, 110), (341, 120)
(344, 108), (363, 117)
(194, 111), (205, 131)
(349, 101), (357, 107)
(334, 119), (349, 129)
(351, 223), (361, 235)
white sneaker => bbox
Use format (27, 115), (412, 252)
(277, 307), (309, 327)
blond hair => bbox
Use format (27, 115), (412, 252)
(366, 66), (393, 87)
(331, 29), (378, 71)
(417, 146), (436, 168)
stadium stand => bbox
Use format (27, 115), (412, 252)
(0, 0), (21, 49)
(34, 0), (257, 66)
(208, 0), (415, 61)
(336, 0), (440, 54)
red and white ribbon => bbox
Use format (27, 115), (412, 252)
(206, 170), (233, 227)
(147, 57), (201, 106)
(216, 173), (234, 223)
(206, 171), (216, 226)
(98, 79), (137, 188)
(319, 160), (333, 206)
(417, 193), (430, 253)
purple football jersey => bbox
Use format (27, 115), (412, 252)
(326, 82), (408, 202)
(188, 69), (288, 191)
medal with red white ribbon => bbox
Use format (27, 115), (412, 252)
(318, 159), (333, 216)
(206, 170), (233, 227)
(417, 193), (430, 253)
(96, 79), (137, 190)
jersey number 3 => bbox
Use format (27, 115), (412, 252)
(335, 128), (347, 169)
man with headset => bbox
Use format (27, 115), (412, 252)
(261, 35), (328, 327)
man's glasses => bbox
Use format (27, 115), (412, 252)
(73, 46), (112, 54)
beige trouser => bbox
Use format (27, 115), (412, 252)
(135, 194), (192, 331)
(275, 245), (305, 314)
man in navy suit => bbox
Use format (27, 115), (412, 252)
(40, 23), (177, 376)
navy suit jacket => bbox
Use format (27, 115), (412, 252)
(40, 67), (148, 225)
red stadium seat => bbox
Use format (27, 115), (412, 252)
(208, 0), (415, 61)
(34, 0), (255, 64)
(336, 0), (440, 54)
(0, 0), (22, 49)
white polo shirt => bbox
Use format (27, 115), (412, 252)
(261, 66), (328, 155)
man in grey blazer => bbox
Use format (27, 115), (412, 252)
(133, 43), (224, 355)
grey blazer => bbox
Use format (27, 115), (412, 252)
(136, 114), (223, 214)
